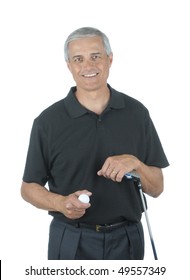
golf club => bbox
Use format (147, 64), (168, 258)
(125, 171), (158, 260)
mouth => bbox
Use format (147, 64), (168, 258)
(82, 73), (99, 78)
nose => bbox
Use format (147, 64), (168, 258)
(82, 58), (95, 68)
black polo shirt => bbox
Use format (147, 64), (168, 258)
(23, 85), (169, 224)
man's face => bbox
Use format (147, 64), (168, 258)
(67, 36), (113, 92)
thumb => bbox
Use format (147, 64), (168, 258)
(75, 190), (92, 197)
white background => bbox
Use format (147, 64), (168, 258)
(0, 0), (190, 278)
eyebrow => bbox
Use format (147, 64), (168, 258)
(71, 52), (102, 59)
(90, 52), (102, 56)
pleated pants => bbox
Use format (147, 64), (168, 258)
(48, 218), (144, 260)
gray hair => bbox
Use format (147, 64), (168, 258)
(64, 27), (112, 61)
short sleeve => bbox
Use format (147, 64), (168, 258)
(144, 112), (169, 168)
(22, 118), (50, 186)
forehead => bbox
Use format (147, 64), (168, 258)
(68, 36), (106, 57)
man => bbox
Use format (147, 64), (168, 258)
(21, 27), (169, 260)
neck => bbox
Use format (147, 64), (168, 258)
(75, 86), (110, 115)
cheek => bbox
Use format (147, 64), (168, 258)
(67, 62), (72, 72)
(67, 62), (79, 73)
(68, 66), (80, 78)
(101, 64), (110, 76)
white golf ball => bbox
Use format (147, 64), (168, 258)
(78, 194), (90, 203)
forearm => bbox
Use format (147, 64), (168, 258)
(21, 181), (64, 212)
(136, 162), (164, 197)
(21, 181), (92, 219)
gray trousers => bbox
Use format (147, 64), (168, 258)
(48, 218), (144, 260)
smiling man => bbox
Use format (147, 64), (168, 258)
(21, 27), (169, 260)
(66, 35), (112, 115)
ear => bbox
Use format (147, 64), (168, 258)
(108, 53), (113, 67)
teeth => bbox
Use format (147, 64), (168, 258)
(83, 73), (98, 77)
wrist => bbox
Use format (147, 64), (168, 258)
(135, 159), (143, 173)
(51, 193), (66, 212)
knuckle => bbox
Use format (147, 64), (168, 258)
(107, 156), (112, 161)
(67, 210), (72, 215)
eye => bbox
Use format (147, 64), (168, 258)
(91, 54), (101, 61)
(73, 56), (83, 63)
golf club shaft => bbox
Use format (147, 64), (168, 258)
(138, 183), (158, 260)
(125, 173), (158, 260)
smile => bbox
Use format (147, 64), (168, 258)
(82, 73), (99, 78)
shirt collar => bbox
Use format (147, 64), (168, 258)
(64, 86), (87, 118)
(108, 84), (126, 110)
(64, 84), (125, 118)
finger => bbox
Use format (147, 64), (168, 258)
(66, 193), (90, 209)
(73, 208), (86, 213)
(75, 190), (92, 197)
(105, 165), (117, 178)
(74, 195), (91, 208)
(66, 204), (86, 214)
(110, 170), (119, 181)
(68, 199), (91, 210)
(97, 158), (111, 177)
(67, 210), (86, 219)
(115, 170), (125, 182)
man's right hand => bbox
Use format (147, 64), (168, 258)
(56, 190), (92, 219)
(21, 181), (92, 219)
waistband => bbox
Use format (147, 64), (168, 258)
(60, 220), (133, 233)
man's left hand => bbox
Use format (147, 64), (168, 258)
(97, 154), (140, 182)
